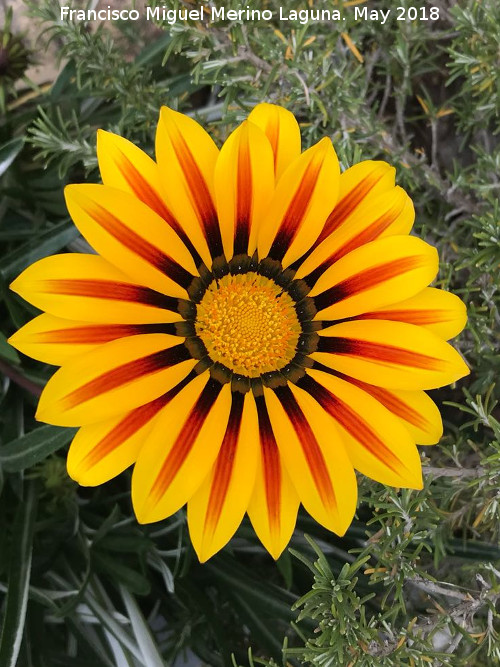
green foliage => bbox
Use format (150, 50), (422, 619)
(1, 0), (500, 665)
(0, 8), (32, 113)
(289, 536), (500, 667)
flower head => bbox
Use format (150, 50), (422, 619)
(9, 103), (469, 561)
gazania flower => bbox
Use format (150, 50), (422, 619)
(9, 104), (468, 561)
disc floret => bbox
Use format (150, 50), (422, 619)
(195, 271), (301, 378)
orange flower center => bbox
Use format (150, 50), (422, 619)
(195, 272), (301, 377)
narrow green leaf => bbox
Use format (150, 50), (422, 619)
(84, 594), (143, 662)
(0, 138), (24, 177)
(0, 212), (33, 241)
(207, 560), (296, 621)
(0, 425), (77, 472)
(120, 586), (164, 667)
(231, 593), (284, 661)
(92, 553), (151, 596)
(448, 538), (500, 561)
(147, 551), (175, 594)
(104, 629), (139, 667)
(135, 33), (173, 66)
(0, 481), (37, 667)
(91, 505), (122, 546)
(50, 61), (77, 101)
(65, 614), (124, 667)
(0, 333), (20, 365)
(0, 221), (79, 280)
(276, 550), (293, 589)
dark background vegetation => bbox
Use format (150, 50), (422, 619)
(0, 1), (499, 665)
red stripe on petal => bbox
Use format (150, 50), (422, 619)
(169, 129), (223, 258)
(38, 323), (176, 345)
(318, 336), (442, 371)
(81, 371), (196, 471)
(62, 344), (190, 410)
(347, 378), (430, 431)
(298, 374), (402, 473)
(256, 395), (282, 533)
(356, 308), (451, 326)
(314, 256), (425, 312)
(42, 279), (179, 312)
(265, 113), (280, 174)
(270, 152), (324, 261)
(275, 385), (336, 511)
(115, 149), (174, 222)
(316, 169), (386, 245)
(115, 149), (202, 265)
(149, 379), (222, 507)
(82, 396), (169, 470)
(234, 135), (253, 255)
(84, 201), (193, 288)
(328, 202), (405, 265)
(204, 392), (244, 535)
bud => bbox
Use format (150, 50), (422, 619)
(0, 8), (32, 112)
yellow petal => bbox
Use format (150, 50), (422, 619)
(264, 384), (357, 536)
(132, 375), (232, 524)
(299, 370), (423, 488)
(8, 313), (176, 366)
(247, 393), (299, 559)
(187, 391), (259, 562)
(258, 138), (340, 268)
(356, 287), (467, 340)
(345, 377), (443, 445)
(155, 107), (219, 266)
(315, 320), (470, 390)
(315, 160), (396, 247)
(10, 254), (180, 324)
(215, 121), (275, 260)
(97, 129), (204, 267)
(67, 388), (181, 485)
(247, 103), (301, 180)
(65, 184), (197, 298)
(97, 130), (169, 219)
(36, 334), (196, 426)
(296, 186), (414, 282)
(310, 236), (438, 321)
